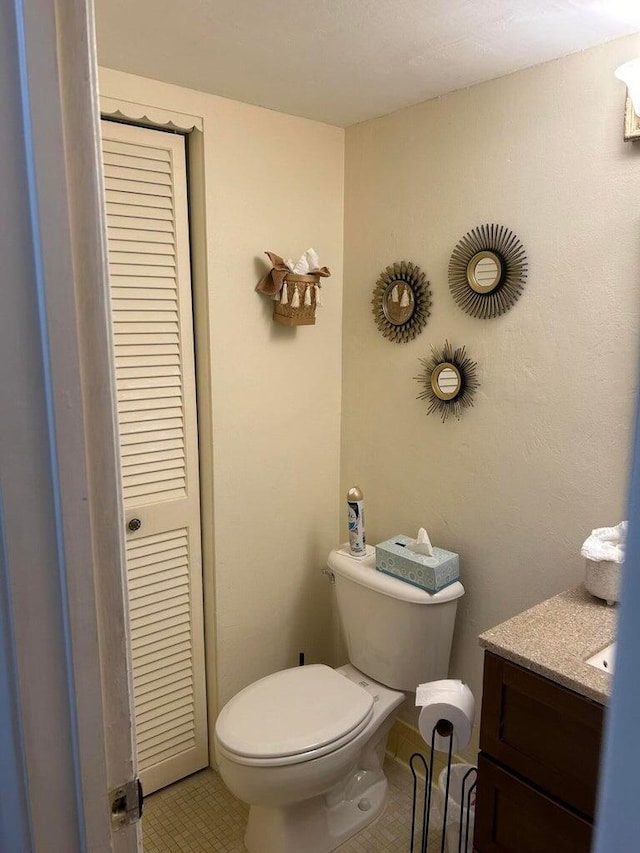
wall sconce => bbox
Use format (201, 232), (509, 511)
(615, 59), (640, 140)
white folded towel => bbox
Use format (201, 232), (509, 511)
(581, 521), (627, 564)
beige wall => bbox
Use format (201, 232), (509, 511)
(342, 34), (640, 703)
(98, 70), (345, 733)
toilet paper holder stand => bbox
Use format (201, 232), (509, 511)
(409, 719), (477, 853)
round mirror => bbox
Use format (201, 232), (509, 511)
(467, 251), (502, 293)
(450, 225), (527, 319)
(382, 281), (414, 325)
(372, 261), (431, 342)
(431, 362), (461, 400)
(416, 341), (479, 422)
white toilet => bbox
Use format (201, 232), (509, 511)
(214, 547), (464, 853)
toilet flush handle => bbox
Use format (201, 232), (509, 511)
(321, 566), (335, 584)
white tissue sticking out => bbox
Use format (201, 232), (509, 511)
(287, 247), (322, 275)
(406, 527), (434, 557)
(581, 521), (627, 564)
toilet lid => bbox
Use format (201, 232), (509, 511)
(215, 665), (374, 761)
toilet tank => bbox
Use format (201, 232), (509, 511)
(327, 548), (464, 692)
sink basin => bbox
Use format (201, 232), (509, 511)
(586, 642), (616, 674)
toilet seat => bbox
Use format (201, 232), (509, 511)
(215, 664), (374, 767)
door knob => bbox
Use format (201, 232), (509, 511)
(127, 518), (142, 532)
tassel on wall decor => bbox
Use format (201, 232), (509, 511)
(291, 286), (301, 308)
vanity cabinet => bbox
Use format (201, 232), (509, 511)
(474, 652), (604, 852)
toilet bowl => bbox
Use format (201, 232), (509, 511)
(214, 547), (465, 853)
(215, 663), (404, 853)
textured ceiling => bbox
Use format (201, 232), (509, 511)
(95, 0), (640, 126)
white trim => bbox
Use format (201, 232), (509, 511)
(0, 1), (138, 851)
(100, 95), (203, 132)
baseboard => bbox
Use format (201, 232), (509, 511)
(386, 719), (478, 781)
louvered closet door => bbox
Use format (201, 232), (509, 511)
(101, 120), (208, 795)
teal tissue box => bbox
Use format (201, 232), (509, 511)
(375, 535), (459, 593)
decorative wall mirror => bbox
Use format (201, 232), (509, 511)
(372, 261), (432, 343)
(415, 341), (479, 422)
(449, 224), (527, 319)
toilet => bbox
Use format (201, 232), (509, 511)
(214, 547), (464, 853)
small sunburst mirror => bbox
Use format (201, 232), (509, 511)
(372, 261), (431, 343)
(415, 341), (479, 422)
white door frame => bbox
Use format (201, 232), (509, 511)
(0, 1), (137, 851)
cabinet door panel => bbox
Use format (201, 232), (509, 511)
(480, 653), (603, 818)
(474, 754), (592, 853)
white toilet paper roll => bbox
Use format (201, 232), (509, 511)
(416, 679), (475, 753)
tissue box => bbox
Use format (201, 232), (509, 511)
(375, 535), (459, 593)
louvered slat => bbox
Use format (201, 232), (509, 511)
(108, 240), (175, 256)
(104, 164), (172, 185)
(107, 201), (173, 221)
(116, 364), (181, 379)
(119, 396), (183, 413)
(108, 227), (176, 244)
(101, 138), (171, 162)
(123, 451), (184, 472)
(105, 188), (173, 210)
(120, 429), (183, 449)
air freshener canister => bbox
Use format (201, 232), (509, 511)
(347, 486), (366, 556)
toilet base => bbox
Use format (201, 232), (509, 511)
(244, 770), (388, 853)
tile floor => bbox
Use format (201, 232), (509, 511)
(142, 759), (450, 853)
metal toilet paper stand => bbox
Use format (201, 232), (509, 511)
(409, 719), (477, 853)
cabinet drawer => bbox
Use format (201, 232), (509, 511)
(474, 754), (592, 852)
(479, 653), (603, 818)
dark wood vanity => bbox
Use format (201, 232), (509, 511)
(474, 652), (604, 851)
(472, 587), (615, 853)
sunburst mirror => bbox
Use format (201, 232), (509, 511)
(415, 341), (480, 422)
(372, 261), (432, 343)
(449, 224), (527, 319)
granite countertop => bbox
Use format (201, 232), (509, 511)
(479, 585), (617, 705)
